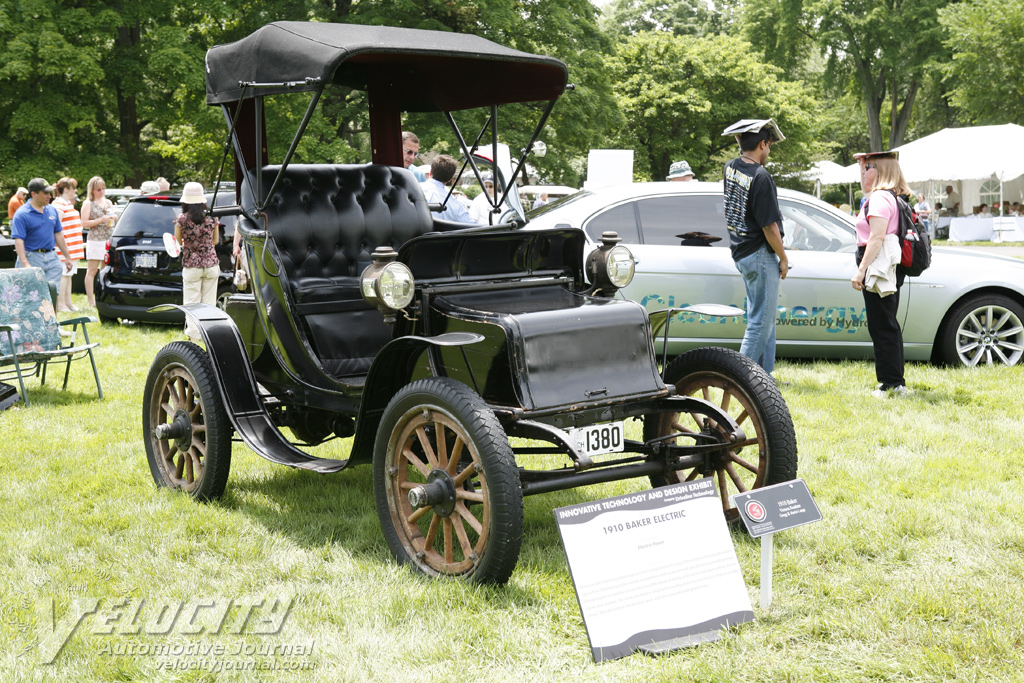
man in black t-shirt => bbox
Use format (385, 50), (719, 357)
(722, 119), (789, 375)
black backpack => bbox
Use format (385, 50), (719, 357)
(888, 190), (932, 277)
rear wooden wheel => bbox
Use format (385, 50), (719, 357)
(143, 342), (232, 501)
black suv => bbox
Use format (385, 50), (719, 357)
(96, 192), (236, 324)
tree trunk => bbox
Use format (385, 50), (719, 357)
(863, 66), (888, 153)
(889, 80), (919, 150)
(115, 21), (144, 187)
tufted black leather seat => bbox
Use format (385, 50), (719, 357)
(244, 164), (435, 377)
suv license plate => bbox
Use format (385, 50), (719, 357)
(567, 421), (625, 457)
(135, 252), (158, 269)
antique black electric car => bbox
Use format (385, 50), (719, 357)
(143, 21), (797, 584)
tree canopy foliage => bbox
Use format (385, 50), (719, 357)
(0, 0), (1021, 198)
(740, 0), (949, 153)
(940, 0), (1024, 126)
(606, 31), (827, 182)
(599, 0), (728, 40)
(0, 0), (616, 193)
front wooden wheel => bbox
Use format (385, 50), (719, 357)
(374, 378), (523, 584)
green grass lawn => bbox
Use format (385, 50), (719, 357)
(3, 299), (1023, 682)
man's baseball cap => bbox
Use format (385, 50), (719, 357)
(722, 118), (786, 143)
(16, 186), (28, 195)
(666, 160), (694, 180)
(26, 178), (55, 194)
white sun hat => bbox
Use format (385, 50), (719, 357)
(180, 182), (206, 205)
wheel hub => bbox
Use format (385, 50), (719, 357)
(153, 409), (193, 450)
(407, 469), (457, 517)
(703, 421), (738, 466)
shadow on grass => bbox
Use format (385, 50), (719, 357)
(223, 463), (386, 562)
(0, 384), (102, 407)
(215, 449), (665, 583)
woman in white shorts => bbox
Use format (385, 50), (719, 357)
(81, 176), (117, 308)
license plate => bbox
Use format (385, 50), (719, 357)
(135, 252), (158, 268)
(567, 421), (625, 457)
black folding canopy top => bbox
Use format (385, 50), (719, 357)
(205, 21), (569, 111)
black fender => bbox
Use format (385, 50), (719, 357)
(148, 303), (349, 473)
(348, 331), (485, 464)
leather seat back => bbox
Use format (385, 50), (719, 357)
(242, 164), (433, 376)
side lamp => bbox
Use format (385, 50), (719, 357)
(361, 246), (415, 324)
(585, 231), (635, 296)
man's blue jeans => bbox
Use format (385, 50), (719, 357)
(735, 245), (780, 374)
(17, 250), (63, 286)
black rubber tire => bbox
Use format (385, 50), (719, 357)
(143, 341), (232, 501)
(373, 377), (523, 584)
(96, 310), (117, 324)
(935, 293), (1024, 367)
(644, 347), (797, 523)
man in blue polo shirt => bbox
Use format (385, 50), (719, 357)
(12, 177), (73, 285)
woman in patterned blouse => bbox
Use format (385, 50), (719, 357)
(173, 182), (220, 341)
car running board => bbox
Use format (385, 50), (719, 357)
(173, 303), (350, 474)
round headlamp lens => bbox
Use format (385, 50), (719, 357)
(605, 245), (635, 288)
(377, 262), (415, 310)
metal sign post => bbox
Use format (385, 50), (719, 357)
(732, 479), (822, 611)
(760, 533), (774, 609)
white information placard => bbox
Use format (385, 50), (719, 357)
(555, 478), (753, 662)
(584, 149), (634, 190)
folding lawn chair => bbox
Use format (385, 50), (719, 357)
(0, 267), (103, 407)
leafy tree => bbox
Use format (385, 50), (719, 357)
(599, 0), (728, 41)
(314, 0), (621, 187)
(0, 0), (367, 195)
(0, 0), (618, 193)
(605, 31), (828, 184)
(940, 0), (1024, 125)
(0, 1), (112, 189)
(738, 0), (950, 152)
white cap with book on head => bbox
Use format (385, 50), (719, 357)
(722, 119), (786, 144)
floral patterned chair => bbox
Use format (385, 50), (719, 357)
(0, 267), (103, 407)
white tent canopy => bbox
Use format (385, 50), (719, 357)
(895, 124), (1024, 183)
(806, 160), (860, 185)
(820, 124), (1024, 215)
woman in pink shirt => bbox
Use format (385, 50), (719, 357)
(851, 151), (911, 398)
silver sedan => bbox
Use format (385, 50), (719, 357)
(526, 181), (1024, 367)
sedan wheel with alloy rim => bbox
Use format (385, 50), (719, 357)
(940, 294), (1024, 367)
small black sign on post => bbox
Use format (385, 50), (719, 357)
(732, 479), (821, 609)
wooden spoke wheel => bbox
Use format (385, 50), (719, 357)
(143, 342), (231, 501)
(645, 347), (797, 523)
(374, 378), (522, 584)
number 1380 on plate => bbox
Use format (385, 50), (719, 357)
(567, 421), (625, 457)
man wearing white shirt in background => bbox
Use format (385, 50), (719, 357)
(420, 155), (479, 225)
(469, 173), (496, 224)
(944, 184), (961, 216)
